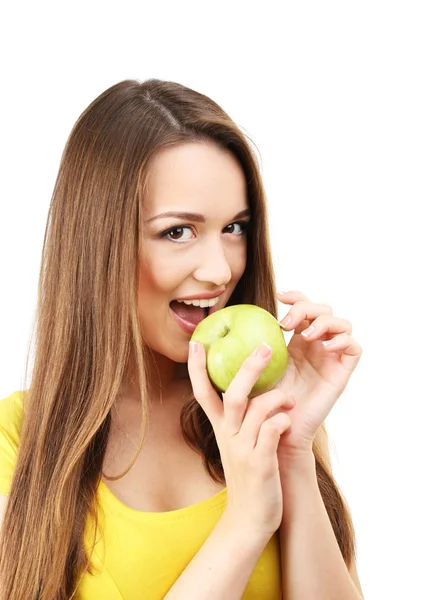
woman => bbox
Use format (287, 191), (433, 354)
(0, 79), (364, 599)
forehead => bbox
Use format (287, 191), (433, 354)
(142, 142), (248, 217)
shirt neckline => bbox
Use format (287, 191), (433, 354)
(98, 479), (227, 523)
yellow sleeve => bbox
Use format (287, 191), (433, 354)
(0, 391), (24, 495)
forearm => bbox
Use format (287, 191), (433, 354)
(279, 453), (362, 600)
(163, 511), (270, 600)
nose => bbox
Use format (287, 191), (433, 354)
(193, 238), (232, 287)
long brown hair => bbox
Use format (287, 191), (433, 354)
(0, 79), (357, 599)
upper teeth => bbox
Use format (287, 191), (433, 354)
(176, 297), (220, 308)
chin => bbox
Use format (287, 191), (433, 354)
(159, 341), (190, 364)
(173, 347), (190, 364)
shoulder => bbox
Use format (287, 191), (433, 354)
(0, 390), (25, 419)
(0, 391), (25, 496)
(0, 390), (25, 445)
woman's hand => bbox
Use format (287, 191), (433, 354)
(273, 290), (363, 462)
(188, 340), (295, 540)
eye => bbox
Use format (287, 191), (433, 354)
(159, 220), (249, 243)
(161, 226), (195, 242)
(224, 221), (248, 235)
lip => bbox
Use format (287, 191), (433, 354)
(170, 301), (220, 335)
(173, 289), (225, 301)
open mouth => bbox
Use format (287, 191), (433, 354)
(169, 300), (210, 325)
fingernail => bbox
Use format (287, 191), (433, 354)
(301, 326), (315, 338)
(279, 315), (292, 328)
(254, 343), (272, 358)
(189, 341), (199, 357)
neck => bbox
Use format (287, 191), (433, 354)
(118, 348), (192, 406)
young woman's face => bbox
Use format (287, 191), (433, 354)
(139, 142), (250, 363)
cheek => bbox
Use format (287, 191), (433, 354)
(232, 244), (247, 280)
(137, 258), (176, 349)
(138, 251), (186, 296)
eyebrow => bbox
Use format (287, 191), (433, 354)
(144, 208), (251, 224)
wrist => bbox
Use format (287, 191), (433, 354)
(278, 451), (318, 518)
(220, 508), (276, 549)
(278, 449), (316, 478)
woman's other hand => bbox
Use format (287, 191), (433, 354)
(188, 340), (294, 540)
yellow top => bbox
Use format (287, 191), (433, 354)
(0, 391), (282, 599)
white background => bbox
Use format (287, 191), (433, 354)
(1, 1), (447, 597)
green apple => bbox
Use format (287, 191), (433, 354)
(190, 304), (289, 398)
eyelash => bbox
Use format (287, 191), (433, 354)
(158, 221), (250, 243)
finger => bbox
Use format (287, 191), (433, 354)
(278, 301), (333, 331)
(238, 389), (294, 447)
(188, 341), (223, 426)
(299, 315), (353, 340)
(322, 334), (363, 369)
(277, 290), (310, 304)
(322, 333), (360, 352)
(222, 343), (273, 435)
(255, 412), (292, 459)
